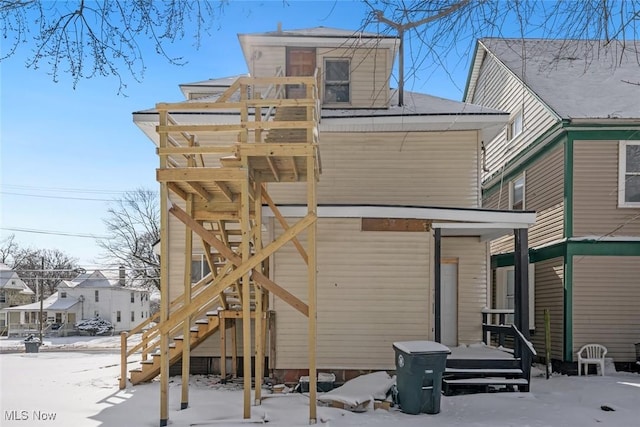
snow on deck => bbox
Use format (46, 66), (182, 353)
(447, 343), (515, 360)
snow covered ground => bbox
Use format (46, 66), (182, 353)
(1, 337), (639, 426)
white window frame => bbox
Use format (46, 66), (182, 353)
(323, 58), (350, 104)
(496, 265), (535, 329)
(509, 173), (526, 210)
(507, 110), (524, 141)
(618, 140), (640, 207)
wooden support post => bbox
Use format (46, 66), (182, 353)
(307, 155), (318, 424)
(231, 320), (238, 378)
(220, 315), (227, 379)
(158, 109), (170, 427)
(142, 329), (149, 361)
(120, 332), (127, 389)
(268, 310), (276, 371)
(181, 194), (194, 410)
(254, 182), (264, 404)
(241, 172), (252, 419)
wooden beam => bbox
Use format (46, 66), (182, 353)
(167, 182), (188, 200)
(238, 143), (316, 157)
(220, 315), (227, 379)
(230, 320), (238, 377)
(266, 157), (281, 182)
(215, 181), (235, 202)
(171, 204), (311, 317)
(157, 146), (236, 156)
(181, 194), (194, 410)
(262, 186), (308, 264)
(254, 182), (264, 404)
(307, 154), (318, 424)
(157, 167), (246, 183)
(241, 172), (252, 419)
(291, 157), (299, 181)
(361, 218), (431, 232)
(188, 181), (213, 202)
(158, 110), (170, 427)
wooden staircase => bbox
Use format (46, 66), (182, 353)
(443, 323), (536, 395)
(129, 310), (221, 385)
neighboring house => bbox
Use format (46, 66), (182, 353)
(131, 26), (537, 424)
(464, 38), (640, 369)
(5, 270), (150, 335)
(0, 263), (35, 334)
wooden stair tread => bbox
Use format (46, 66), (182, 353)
(445, 368), (523, 374)
(443, 378), (529, 385)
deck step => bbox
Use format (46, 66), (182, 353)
(445, 368), (523, 375)
(443, 378), (528, 386)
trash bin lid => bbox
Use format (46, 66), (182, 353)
(393, 340), (451, 355)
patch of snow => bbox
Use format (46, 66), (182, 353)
(317, 371), (396, 411)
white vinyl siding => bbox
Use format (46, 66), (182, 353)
(267, 131), (480, 208)
(572, 256), (640, 362)
(574, 140), (640, 236)
(531, 258), (564, 361)
(441, 237), (488, 344)
(273, 218), (431, 370)
(468, 49), (559, 182)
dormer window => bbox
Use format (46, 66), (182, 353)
(324, 59), (350, 104)
(60, 292), (67, 299)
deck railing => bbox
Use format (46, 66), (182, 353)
(481, 309), (536, 390)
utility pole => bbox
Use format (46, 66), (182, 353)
(38, 257), (44, 343)
(375, 1), (470, 106)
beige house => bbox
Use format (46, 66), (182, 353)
(464, 38), (640, 370)
(0, 263), (35, 334)
(130, 26), (535, 424)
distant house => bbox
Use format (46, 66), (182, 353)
(464, 38), (640, 369)
(0, 263), (35, 334)
(5, 270), (150, 336)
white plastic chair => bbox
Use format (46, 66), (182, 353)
(577, 344), (607, 376)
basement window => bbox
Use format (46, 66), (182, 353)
(618, 140), (640, 207)
(324, 59), (350, 103)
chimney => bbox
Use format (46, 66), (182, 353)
(119, 265), (125, 286)
(277, 22), (282, 33)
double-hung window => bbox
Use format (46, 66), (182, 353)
(618, 141), (640, 207)
(324, 59), (350, 104)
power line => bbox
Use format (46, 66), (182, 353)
(0, 184), (142, 194)
(0, 227), (108, 239)
(0, 191), (116, 202)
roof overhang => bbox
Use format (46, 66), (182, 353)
(263, 205), (536, 241)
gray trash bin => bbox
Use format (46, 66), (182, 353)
(24, 335), (41, 353)
(393, 340), (450, 415)
(24, 341), (40, 353)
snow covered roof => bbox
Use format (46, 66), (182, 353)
(239, 26), (392, 39)
(477, 38), (640, 120)
(0, 264), (34, 293)
(67, 270), (113, 288)
(5, 292), (79, 312)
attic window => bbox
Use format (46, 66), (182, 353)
(60, 291), (67, 298)
(324, 59), (350, 103)
(507, 110), (523, 141)
(618, 140), (640, 207)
